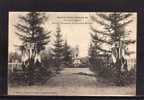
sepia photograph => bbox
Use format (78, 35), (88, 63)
(8, 12), (137, 96)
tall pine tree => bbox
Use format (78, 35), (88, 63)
(90, 13), (135, 54)
(52, 24), (64, 72)
(88, 34), (100, 65)
(89, 12), (136, 86)
(15, 12), (50, 53)
(15, 12), (51, 85)
(63, 40), (72, 66)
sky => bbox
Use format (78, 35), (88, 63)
(9, 12), (137, 57)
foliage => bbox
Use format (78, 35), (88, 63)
(51, 24), (64, 72)
(13, 12), (51, 85)
(9, 57), (55, 85)
(89, 58), (136, 86)
(15, 12), (50, 52)
(79, 57), (91, 68)
(90, 13), (135, 53)
(89, 13), (136, 86)
(63, 40), (73, 66)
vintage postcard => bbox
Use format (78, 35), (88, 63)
(8, 12), (136, 96)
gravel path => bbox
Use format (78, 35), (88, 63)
(8, 68), (135, 96)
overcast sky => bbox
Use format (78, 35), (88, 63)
(9, 12), (137, 57)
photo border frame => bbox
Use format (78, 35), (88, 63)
(0, 0), (144, 99)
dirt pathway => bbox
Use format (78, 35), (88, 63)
(8, 68), (135, 96)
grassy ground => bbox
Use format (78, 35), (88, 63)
(8, 68), (136, 96)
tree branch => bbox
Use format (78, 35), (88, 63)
(96, 14), (111, 21)
(90, 15), (110, 27)
(118, 14), (132, 22)
(90, 25), (111, 36)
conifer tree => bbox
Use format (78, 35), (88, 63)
(90, 13), (135, 54)
(89, 12), (135, 85)
(15, 12), (50, 53)
(52, 24), (64, 72)
(88, 34), (104, 75)
(15, 12), (51, 85)
(63, 40), (72, 65)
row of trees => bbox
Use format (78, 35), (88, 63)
(9, 12), (73, 85)
(15, 12), (72, 65)
(9, 12), (136, 86)
(88, 13), (136, 86)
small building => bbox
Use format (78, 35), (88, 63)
(71, 45), (81, 67)
(73, 58), (81, 67)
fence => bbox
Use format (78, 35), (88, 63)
(8, 62), (22, 72)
